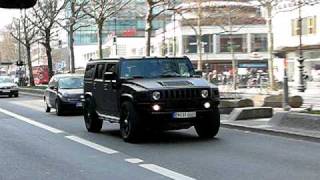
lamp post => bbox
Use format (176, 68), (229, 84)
(274, 51), (290, 111)
(297, 0), (305, 92)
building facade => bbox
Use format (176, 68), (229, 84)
(273, 0), (320, 82)
(154, 0), (269, 84)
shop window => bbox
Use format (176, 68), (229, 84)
(219, 34), (247, 53)
(292, 16), (316, 36)
(251, 34), (268, 52)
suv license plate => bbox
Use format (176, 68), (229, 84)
(2, 90), (10, 93)
(173, 112), (196, 119)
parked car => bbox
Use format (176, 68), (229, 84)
(44, 74), (84, 116)
(0, 76), (19, 97)
(82, 57), (221, 142)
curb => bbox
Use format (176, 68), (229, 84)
(221, 123), (320, 143)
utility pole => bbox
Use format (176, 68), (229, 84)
(228, 11), (237, 90)
(173, 0), (176, 56)
(196, 0), (202, 70)
(266, 1), (275, 90)
(297, 0), (305, 92)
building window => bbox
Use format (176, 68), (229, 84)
(251, 34), (268, 52)
(183, 35), (213, 54)
(292, 16), (317, 36)
(218, 34), (247, 53)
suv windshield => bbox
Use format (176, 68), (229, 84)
(0, 77), (13, 83)
(58, 77), (83, 89)
(120, 59), (195, 79)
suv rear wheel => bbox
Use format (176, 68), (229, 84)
(194, 108), (220, 138)
(120, 101), (142, 142)
(83, 97), (102, 132)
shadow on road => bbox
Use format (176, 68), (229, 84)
(99, 128), (220, 145)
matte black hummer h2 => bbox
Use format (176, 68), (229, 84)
(83, 57), (220, 142)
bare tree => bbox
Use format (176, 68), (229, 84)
(27, 0), (67, 79)
(83, 0), (131, 59)
(145, 0), (174, 56)
(0, 30), (18, 63)
(255, 0), (278, 90)
(10, 10), (38, 86)
(56, 0), (88, 73)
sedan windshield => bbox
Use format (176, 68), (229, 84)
(120, 59), (195, 79)
(0, 77), (14, 83)
(58, 77), (83, 89)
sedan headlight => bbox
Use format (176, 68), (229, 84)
(152, 91), (161, 101)
(201, 90), (209, 98)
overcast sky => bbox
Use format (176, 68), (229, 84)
(0, 8), (20, 30)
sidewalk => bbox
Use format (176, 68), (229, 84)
(220, 110), (320, 142)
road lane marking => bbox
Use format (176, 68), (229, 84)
(0, 108), (64, 134)
(139, 164), (196, 180)
(10, 101), (44, 112)
(0, 108), (196, 180)
(125, 158), (144, 164)
(65, 135), (118, 154)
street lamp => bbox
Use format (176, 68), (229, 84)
(297, 0), (305, 92)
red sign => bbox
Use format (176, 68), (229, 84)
(32, 65), (49, 85)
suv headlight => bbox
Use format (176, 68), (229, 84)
(152, 91), (161, 101)
(201, 90), (209, 98)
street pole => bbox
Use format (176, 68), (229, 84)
(297, 0), (305, 92)
(173, 0), (176, 56)
(283, 56), (290, 111)
(274, 51), (290, 111)
(196, 0), (202, 70)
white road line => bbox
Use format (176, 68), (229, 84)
(139, 164), (196, 180)
(0, 108), (196, 180)
(0, 107), (64, 134)
(65, 135), (118, 154)
(125, 158), (144, 164)
(10, 101), (44, 112)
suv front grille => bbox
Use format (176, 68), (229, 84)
(161, 88), (208, 100)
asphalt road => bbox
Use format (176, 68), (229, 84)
(1, 95), (320, 180)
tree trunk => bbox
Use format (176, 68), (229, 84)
(26, 45), (35, 86)
(145, 2), (153, 56)
(69, 0), (76, 73)
(267, 4), (275, 90)
(69, 25), (75, 73)
(196, 0), (203, 71)
(97, 22), (103, 59)
(44, 37), (54, 79)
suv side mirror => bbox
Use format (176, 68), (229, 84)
(0, 0), (37, 9)
(104, 72), (116, 81)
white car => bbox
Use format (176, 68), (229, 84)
(0, 76), (19, 97)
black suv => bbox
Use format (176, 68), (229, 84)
(83, 57), (220, 142)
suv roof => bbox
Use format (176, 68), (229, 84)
(87, 56), (189, 64)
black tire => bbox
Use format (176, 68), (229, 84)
(14, 93), (19, 97)
(83, 97), (102, 132)
(44, 98), (51, 113)
(8, 94), (12, 98)
(120, 101), (143, 142)
(194, 108), (220, 139)
(55, 99), (64, 116)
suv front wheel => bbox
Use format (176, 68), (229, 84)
(83, 97), (103, 132)
(194, 108), (220, 138)
(120, 101), (143, 142)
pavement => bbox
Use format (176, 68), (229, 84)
(1, 94), (320, 179)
